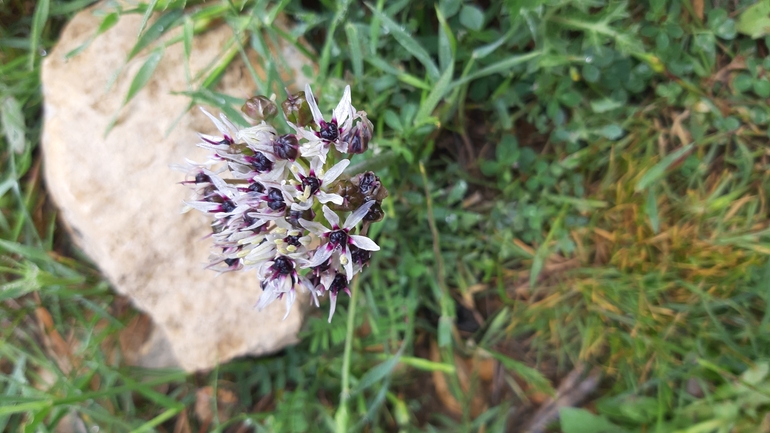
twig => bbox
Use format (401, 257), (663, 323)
(523, 364), (602, 433)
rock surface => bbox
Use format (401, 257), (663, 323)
(41, 5), (311, 371)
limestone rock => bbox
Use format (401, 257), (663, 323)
(41, 5), (312, 371)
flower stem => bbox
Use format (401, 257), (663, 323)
(335, 275), (360, 433)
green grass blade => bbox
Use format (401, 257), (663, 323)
(344, 23), (364, 81)
(413, 63), (453, 127)
(451, 51), (541, 88)
(124, 48), (164, 106)
(635, 143), (694, 192)
(65, 12), (120, 59)
(0, 401), (52, 417)
(318, 0), (352, 81)
(1, 97), (26, 154)
(137, 0), (161, 37)
(183, 16), (193, 62)
(350, 350), (403, 397)
(366, 3), (440, 82)
(127, 9), (182, 61)
(486, 349), (554, 395)
(130, 407), (183, 433)
(28, 0), (50, 70)
(435, 6), (456, 72)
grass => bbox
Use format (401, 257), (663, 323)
(2, 0), (770, 432)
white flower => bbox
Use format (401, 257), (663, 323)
(255, 255), (308, 320)
(294, 84), (355, 163)
(300, 201), (380, 279)
(198, 108), (239, 149)
(284, 157), (349, 211)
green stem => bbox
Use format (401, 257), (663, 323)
(335, 275), (360, 433)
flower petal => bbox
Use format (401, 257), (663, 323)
(322, 159), (350, 185)
(304, 83), (324, 124)
(342, 248), (354, 279)
(282, 289), (296, 320)
(344, 200), (375, 229)
(333, 85), (352, 125)
(291, 161), (307, 178)
(328, 291), (338, 323)
(310, 157), (323, 175)
(350, 234), (380, 251)
(200, 107), (228, 136)
(255, 286), (280, 310)
(303, 245), (333, 268)
(322, 205), (340, 228)
(317, 191), (343, 205)
(290, 201), (313, 211)
(298, 219), (328, 237)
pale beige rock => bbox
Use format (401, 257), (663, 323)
(41, 5), (312, 371)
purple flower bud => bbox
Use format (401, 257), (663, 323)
(248, 152), (273, 173)
(242, 95), (278, 122)
(363, 201), (384, 223)
(319, 120), (339, 142)
(272, 134), (299, 160)
(342, 116), (373, 154)
(248, 181), (265, 193)
(266, 187), (285, 211)
(351, 172), (388, 202)
(282, 90), (314, 127)
(194, 172), (210, 184)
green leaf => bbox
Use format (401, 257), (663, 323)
(65, 12), (120, 59)
(384, 110), (403, 131)
(414, 63), (454, 127)
(486, 349), (554, 394)
(559, 91), (582, 107)
(459, 4), (484, 31)
(435, 6), (456, 71)
(741, 362), (769, 385)
(183, 16), (193, 62)
(599, 124), (624, 139)
(318, 0), (352, 80)
(560, 408), (625, 433)
(1, 97), (26, 154)
(29, 0), (50, 70)
(438, 315), (453, 347)
(124, 48), (164, 105)
(127, 9), (182, 61)
(646, 188), (660, 233)
(635, 143), (694, 192)
(496, 134), (519, 164)
(754, 79), (770, 98)
(582, 63), (601, 83)
(137, 0), (160, 37)
(350, 350), (403, 396)
(397, 356), (455, 373)
(344, 23), (364, 81)
(737, 0), (770, 38)
(451, 51), (540, 87)
(590, 98), (622, 113)
(366, 3), (440, 82)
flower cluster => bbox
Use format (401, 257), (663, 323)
(180, 84), (386, 322)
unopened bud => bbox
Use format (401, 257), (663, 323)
(282, 90), (314, 127)
(272, 134), (299, 160)
(363, 201), (384, 223)
(330, 179), (364, 212)
(242, 95), (278, 122)
(351, 171), (388, 202)
(342, 114), (373, 154)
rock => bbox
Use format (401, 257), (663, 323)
(41, 4), (312, 371)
